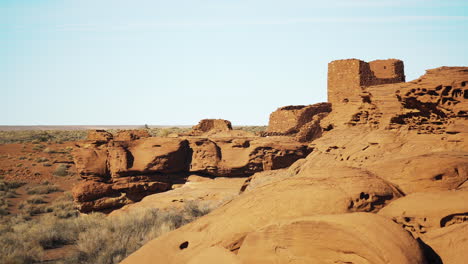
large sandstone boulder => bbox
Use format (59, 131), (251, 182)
(72, 176), (174, 213)
(420, 222), (468, 264)
(121, 167), (402, 264)
(108, 138), (191, 177)
(72, 144), (108, 177)
(110, 176), (246, 216)
(237, 213), (426, 264)
(378, 190), (468, 237)
(189, 137), (312, 177)
(187, 246), (241, 264)
(370, 153), (468, 194)
(72, 135), (312, 212)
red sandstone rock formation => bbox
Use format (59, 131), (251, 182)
(86, 129), (113, 142)
(121, 59), (468, 264)
(114, 129), (150, 141)
(72, 128), (312, 212)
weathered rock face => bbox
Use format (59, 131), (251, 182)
(114, 129), (150, 141)
(86, 129), (113, 142)
(265, 103), (331, 136)
(122, 59), (468, 264)
(378, 190), (468, 237)
(110, 176), (246, 216)
(72, 132), (312, 212)
(237, 213), (426, 264)
(420, 222), (468, 264)
(189, 119), (232, 136)
(121, 167), (403, 264)
(107, 138), (191, 177)
(189, 137), (312, 177)
(73, 176), (173, 213)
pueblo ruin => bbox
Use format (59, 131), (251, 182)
(70, 58), (467, 264)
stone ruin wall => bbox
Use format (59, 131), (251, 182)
(264, 103), (332, 139)
(328, 59), (406, 105)
(328, 58), (468, 134)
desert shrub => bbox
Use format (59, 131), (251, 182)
(0, 197), (10, 216)
(32, 144), (46, 151)
(53, 164), (69, 176)
(25, 195), (48, 205)
(42, 162), (52, 167)
(146, 127), (191, 137)
(35, 157), (49, 163)
(0, 199), (213, 264)
(0, 180), (26, 190)
(234, 125), (267, 134)
(47, 193), (78, 219)
(74, 202), (211, 264)
(43, 147), (54, 153)
(26, 184), (61, 195)
(19, 203), (51, 216)
(0, 130), (87, 144)
(0, 180), (26, 204)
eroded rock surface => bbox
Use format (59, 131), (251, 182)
(420, 222), (468, 264)
(237, 213), (426, 264)
(189, 119), (233, 136)
(121, 166), (402, 264)
(72, 132), (311, 212)
(121, 59), (467, 264)
(378, 190), (468, 237)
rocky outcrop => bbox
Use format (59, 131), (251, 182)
(237, 213), (426, 264)
(378, 190), (468, 237)
(107, 138), (191, 177)
(110, 176), (246, 216)
(72, 133), (312, 212)
(122, 59), (468, 264)
(121, 166), (403, 264)
(189, 119), (232, 136)
(86, 129), (113, 142)
(114, 129), (150, 141)
(420, 222), (468, 264)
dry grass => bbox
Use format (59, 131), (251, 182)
(0, 180), (26, 216)
(144, 127), (192, 137)
(26, 182), (62, 195)
(0, 130), (87, 144)
(53, 164), (69, 177)
(0, 198), (212, 264)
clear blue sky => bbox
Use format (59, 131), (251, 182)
(2, 0), (467, 125)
